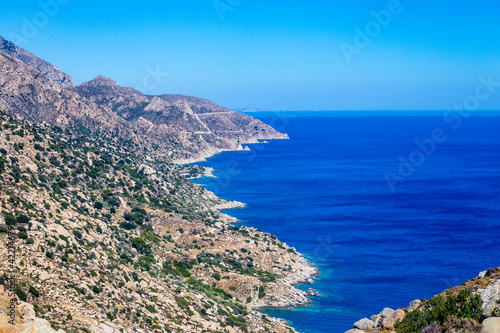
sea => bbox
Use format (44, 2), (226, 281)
(191, 112), (500, 333)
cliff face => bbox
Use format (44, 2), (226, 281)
(0, 36), (287, 162)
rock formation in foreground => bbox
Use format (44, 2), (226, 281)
(347, 267), (500, 333)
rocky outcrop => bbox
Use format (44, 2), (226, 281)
(346, 267), (500, 333)
(0, 289), (65, 333)
(479, 275), (500, 317)
(353, 318), (376, 330)
(381, 309), (405, 331)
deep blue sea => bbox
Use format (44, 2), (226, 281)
(192, 112), (500, 333)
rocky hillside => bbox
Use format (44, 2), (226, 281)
(346, 268), (500, 333)
(0, 36), (287, 163)
(0, 112), (317, 332)
(0, 36), (315, 332)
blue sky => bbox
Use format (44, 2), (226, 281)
(1, 0), (499, 111)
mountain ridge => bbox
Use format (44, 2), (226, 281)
(0, 36), (288, 163)
(0, 35), (75, 89)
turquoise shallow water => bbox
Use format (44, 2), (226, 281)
(192, 114), (500, 333)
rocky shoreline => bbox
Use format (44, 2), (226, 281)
(174, 136), (289, 165)
(201, 181), (321, 316)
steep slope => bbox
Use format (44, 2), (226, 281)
(0, 48), (286, 161)
(0, 35), (75, 89)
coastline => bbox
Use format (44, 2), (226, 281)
(192, 164), (321, 316)
(174, 135), (289, 165)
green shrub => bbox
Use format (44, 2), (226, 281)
(15, 286), (27, 302)
(120, 222), (136, 230)
(258, 286), (265, 299)
(73, 230), (83, 239)
(4, 213), (16, 226)
(395, 290), (482, 333)
(92, 285), (103, 293)
(16, 214), (30, 224)
(29, 286), (40, 297)
(145, 304), (157, 313)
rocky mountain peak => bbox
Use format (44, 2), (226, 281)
(173, 99), (195, 114)
(0, 35), (75, 89)
(85, 75), (119, 87)
(144, 96), (171, 112)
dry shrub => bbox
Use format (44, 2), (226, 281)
(444, 316), (482, 333)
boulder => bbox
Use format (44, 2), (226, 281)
(47, 224), (72, 239)
(380, 307), (395, 318)
(382, 309), (405, 330)
(481, 279), (500, 317)
(483, 317), (500, 333)
(99, 322), (116, 333)
(345, 330), (365, 333)
(353, 318), (376, 330)
(18, 302), (36, 321)
(0, 295), (65, 332)
(408, 299), (422, 311)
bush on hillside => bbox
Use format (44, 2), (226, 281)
(395, 290), (482, 333)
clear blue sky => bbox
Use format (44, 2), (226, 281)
(1, 0), (499, 111)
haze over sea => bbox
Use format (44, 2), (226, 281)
(192, 112), (500, 333)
